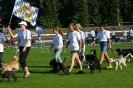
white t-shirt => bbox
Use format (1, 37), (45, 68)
(68, 31), (81, 51)
(52, 34), (63, 49)
(97, 30), (110, 41)
(84, 32), (88, 37)
(0, 32), (6, 52)
(79, 31), (85, 49)
(123, 30), (127, 36)
(15, 30), (31, 47)
(90, 30), (95, 37)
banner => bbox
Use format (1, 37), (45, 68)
(12, 0), (39, 26)
(36, 26), (44, 33)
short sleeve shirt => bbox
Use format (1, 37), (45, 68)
(68, 31), (81, 51)
(15, 30), (31, 47)
(52, 34), (63, 49)
(97, 30), (109, 41)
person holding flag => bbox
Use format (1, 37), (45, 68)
(8, 21), (31, 78)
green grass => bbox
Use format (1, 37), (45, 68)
(0, 44), (133, 88)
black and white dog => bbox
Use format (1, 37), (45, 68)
(49, 57), (69, 75)
(82, 49), (101, 74)
(115, 48), (133, 62)
(110, 53), (132, 70)
(0, 70), (17, 82)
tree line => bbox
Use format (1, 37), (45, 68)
(0, 0), (133, 29)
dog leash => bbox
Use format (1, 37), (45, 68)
(111, 48), (116, 58)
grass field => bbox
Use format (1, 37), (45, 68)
(0, 44), (133, 88)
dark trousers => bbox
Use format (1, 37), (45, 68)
(0, 52), (3, 65)
(19, 46), (30, 69)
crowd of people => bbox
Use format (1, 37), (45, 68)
(0, 21), (133, 77)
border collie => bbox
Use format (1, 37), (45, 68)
(82, 49), (100, 74)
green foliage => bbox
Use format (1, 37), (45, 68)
(0, 0), (133, 28)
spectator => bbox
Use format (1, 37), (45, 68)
(90, 23), (112, 68)
(5, 32), (12, 49)
(90, 28), (95, 41)
(129, 27), (133, 38)
(50, 26), (63, 63)
(0, 29), (6, 67)
(64, 22), (83, 74)
(37, 32), (42, 43)
(84, 30), (89, 44)
(123, 28), (127, 43)
(95, 28), (99, 36)
(8, 21), (31, 78)
(111, 28), (116, 43)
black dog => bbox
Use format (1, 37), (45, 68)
(83, 49), (101, 74)
(115, 48), (133, 62)
(49, 57), (69, 75)
(0, 70), (17, 82)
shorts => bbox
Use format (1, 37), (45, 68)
(100, 41), (108, 52)
(71, 50), (79, 54)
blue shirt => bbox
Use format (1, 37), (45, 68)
(0, 32), (6, 42)
(129, 29), (133, 37)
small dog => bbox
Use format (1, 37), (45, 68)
(110, 53), (132, 70)
(2, 56), (19, 72)
(49, 57), (69, 74)
(115, 48), (133, 62)
(83, 49), (101, 74)
(0, 70), (17, 82)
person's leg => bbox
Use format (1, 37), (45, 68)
(19, 46), (31, 76)
(54, 48), (62, 63)
(104, 52), (112, 67)
(100, 52), (105, 64)
(75, 53), (83, 71)
(0, 52), (3, 66)
(69, 52), (77, 72)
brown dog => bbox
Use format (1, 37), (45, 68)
(2, 56), (19, 72)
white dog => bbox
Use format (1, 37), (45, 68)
(110, 53), (131, 70)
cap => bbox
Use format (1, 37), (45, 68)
(19, 21), (27, 26)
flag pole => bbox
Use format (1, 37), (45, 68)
(9, 14), (13, 26)
(8, 0), (16, 26)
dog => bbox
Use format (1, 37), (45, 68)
(115, 48), (133, 62)
(0, 70), (17, 82)
(83, 49), (101, 74)
(110, 53), (132, 70)
(49, 57), (69, 75)
(2, 56), (19, 72)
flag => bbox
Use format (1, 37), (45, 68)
(12, 0), (39, 26)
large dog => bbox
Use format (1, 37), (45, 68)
(83, 49), (101, 74)
(115, 48), (133, 62)
(2, 56), (19, 72)
(49, 57), (69, 75)
(0, 70), (17, 82)
(110, 53), (132, 70)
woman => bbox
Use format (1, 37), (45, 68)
(0, 30), (6, 67)
(64, 23), (83, 74)
(8, 21), (31, 78)
(50, 26), (63, 63)
(91, 23), (112, 68)
(75, 23), (85, 63)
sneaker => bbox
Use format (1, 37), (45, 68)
(23, 74), (31, 78)
(76, 71), (84, 74)
(107, 65), (112, 69)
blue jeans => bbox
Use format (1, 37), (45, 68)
(100, 41), (108, 52)
(54, 48), (62, 61)
(0, 52), (3, 64)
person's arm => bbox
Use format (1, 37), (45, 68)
(7, 26), (15, 38)
(108, 38), (111, 49)
(64, 41), (70, 52)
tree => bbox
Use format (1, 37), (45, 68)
(69, 0), (89, 27)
